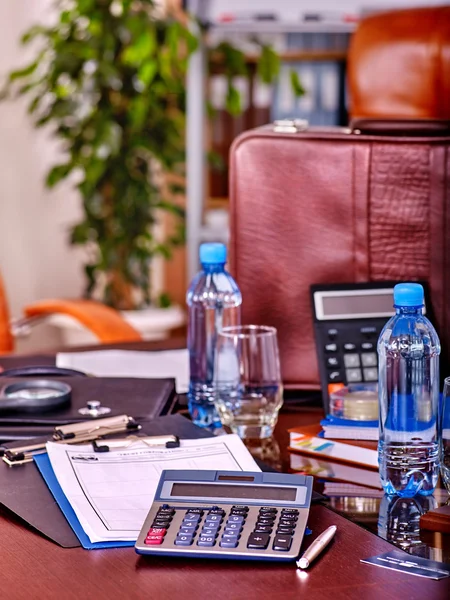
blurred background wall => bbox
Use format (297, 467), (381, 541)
(0, 0), (85, 350)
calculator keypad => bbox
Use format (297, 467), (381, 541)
(322, 323), (383, 390)
(142, 504), (302, 556)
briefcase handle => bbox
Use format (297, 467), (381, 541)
(351, 118), (450, 137)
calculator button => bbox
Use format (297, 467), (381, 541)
(278, 513), (297, 522)
(147, 528), (166, 537)
(175, 535), (193, 546)
(346, 368), (362, 383)
(185, 508), (204, 516)
(224, 522), (242, 532)
(343, 354), (360, 368)
(203, 521), (221, 530)
(328, 370), (343, 382)
(227, 515), (245, 525)
(247, 532), (270, 550)
(280, 509), (299, 515)
(343, 343), (357, 352)
(232, 505), (249, 511)
(361, 352), (377, 367)
(230, 509), (248, 516)
(152, 519), (171, 528)
(273, 534), (292, 551)
(256, 517), (275, 526)
(180, 527), (197, 535)
(259, 507), (277, 514)
(326, 356), (340, 368)
(279, 519), (297, 528)
(360, 326), (377, 337)
(276, 527), (295, 535)
(145, 536), (164, 545)
(361, 342), (375, 351)
(220, 537), (239, 549)
(363, 367), (378, 382)
(180, 521), (198, 530)
(197, 535), (216, 547)
(183, 513), (201, 522)
(327, 328), (338, 340)
(157, 508), (175, 516)
(254, 526), (273, 534)
(224, 528), (242, 537)
(208, 508), (225, 516)
(205, 514), (222, 523)
(202, 527), (219, 536)
(324, 343), (338, 353)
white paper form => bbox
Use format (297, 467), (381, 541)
(46, 435), (260, 543)
(56, 349), (189, 393)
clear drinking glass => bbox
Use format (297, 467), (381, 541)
(214, 325), (283, 439)
(440, 377), (450, 493)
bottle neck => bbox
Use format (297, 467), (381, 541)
(201, 262), (226, 274)
(395, 305), (423, 315)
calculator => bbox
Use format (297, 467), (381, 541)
(310, 281), (432, 413)
(135, 470), (313, 561)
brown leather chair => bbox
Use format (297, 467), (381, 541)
(348, 6), (450, 120)
(0, 272), (142, 354)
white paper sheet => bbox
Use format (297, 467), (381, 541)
(56, 349), (189, 393)
(46, 435), (260, 543)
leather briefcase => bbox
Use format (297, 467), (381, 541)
(229, 119), (450, 389)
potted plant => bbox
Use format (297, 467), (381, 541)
(2, 0), (302, 342)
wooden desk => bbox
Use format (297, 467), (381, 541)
(0, 347), (448, 599)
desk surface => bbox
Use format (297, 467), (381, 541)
(0, 345), (449, 600)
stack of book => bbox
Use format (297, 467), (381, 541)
(320, 415), (378, 441)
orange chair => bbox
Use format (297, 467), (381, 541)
(0, 272), (142, 354)
(348, 6), (450, 120)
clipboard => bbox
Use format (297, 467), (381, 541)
(34, 453), (133, 550)
(0, 415), (213, 548)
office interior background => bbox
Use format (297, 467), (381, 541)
(0, 0), (447, 352)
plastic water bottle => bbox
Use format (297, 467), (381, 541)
(377, 283), (440, 497)
(187, 243), (242, 428)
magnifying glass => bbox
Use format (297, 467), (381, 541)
(0, 380), (72, 412)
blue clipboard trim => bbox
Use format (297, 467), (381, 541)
(34, 453), (133, 550)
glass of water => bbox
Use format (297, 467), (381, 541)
(440, 377), (450, 493)
(214, 325), (283, 439)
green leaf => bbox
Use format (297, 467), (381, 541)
(122, 29), (156, 66)
(290, 70), (306, 97)
(257, 45), (280, 84)
(157, 292), (172, 308)
(8, 60), (40, 82)
(225, 84), (241, 116)
(21, 25), (47, 44)
(46, 163), (72, 188)
(138, 60), (158, 86)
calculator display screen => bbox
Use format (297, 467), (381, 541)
(321, 292), (393, 317)
(170, 482), (296, 501)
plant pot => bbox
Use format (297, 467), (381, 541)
(48, 305), (185, 347)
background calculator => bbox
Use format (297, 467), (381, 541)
(135, 470), (313, 561)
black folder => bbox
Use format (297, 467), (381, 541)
(0, 414), (213, 548)
(0, 377), (176, 440)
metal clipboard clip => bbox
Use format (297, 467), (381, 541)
(1, 414), (140, 466)
(92, 434), (180, 453)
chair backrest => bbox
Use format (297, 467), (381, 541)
(348, 6), (450, 120)
(0, 273), (13, 353)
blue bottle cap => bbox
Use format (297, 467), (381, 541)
(199, 243), (227, 265)
(393, 283), (424, 307)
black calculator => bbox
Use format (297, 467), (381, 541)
(310, 281), (432, 413)
(135, 470), (313, 561)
